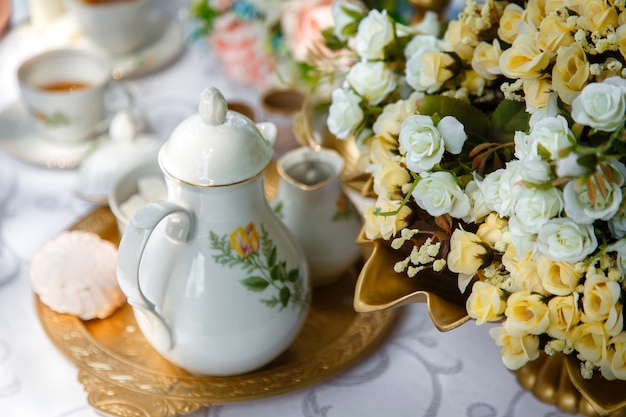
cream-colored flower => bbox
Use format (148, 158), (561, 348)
(363, 195), (412, 241)
(416, 51), (456, 94)
(581, 272), (623, 336)
(447, 228), (490, 292)
(608, 333), (626, 380)
(499, 34), (551, 81)
(537, 14), (575, 55)
(346, 61), (397, 106)
(523, 77), (552, 109)
(460, 69), (486, 97)
(327, 88), (364, 140)
(489, 325), (541, 370)
(498, 3), (524, 45)
(552, 41), (590, 105)
(476, 213), (508, 248)
(471, 41), (502, 81)
(502, 246), (547, 295)
(547, 294), (581, 342)
(354, 9), (394, 60)
(466, 281), (506, 325)
(412, 171), (470, 218)
(573, 321), (609, 364)
(373, 160), (411, 199)
(372, 95), (419, 141)
(504, 291), (550, 337)
(537, 255), (582, 296)
(576, 0), (618, 35)
(443, 20), (477, 61)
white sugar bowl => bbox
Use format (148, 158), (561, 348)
(116, 87), (310, 376)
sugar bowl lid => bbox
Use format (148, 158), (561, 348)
(159, 87), (276, 186)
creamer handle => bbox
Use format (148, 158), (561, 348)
(116, 201), (192, 352)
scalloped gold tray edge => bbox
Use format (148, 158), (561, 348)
(35, 206), (399, 417)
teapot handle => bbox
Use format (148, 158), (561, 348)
(116, 201), (193, 352)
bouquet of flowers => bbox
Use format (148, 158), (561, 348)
(321, 0), (626, 383)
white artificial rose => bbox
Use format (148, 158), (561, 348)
(527, 115), (576, 160)
(437, 116), (467, 154)
(411, 171), (470, 218)
(331, 0), (367, 41)
(564, 177), (622, 224)
(399, 115), (445, 172)
(405, 43), (442, 92)
(518, 153), (553, 185)
(536, 217), (597, 263)
(478, 162), (522, 218)
(489, 326), (541, 370)
(513, 130), (533, 160)
(346, 61), (397, 105)
(512, 184), (563, 233)
(504, 291), (550, 337)
(404, 34), (441, 59)
(413, 11), (440, 36)
(463, 179), (492, 223)
(354, 9), (394, 60)
(327, 88), (364, 139)
(571, 77), (626, 132)
(507, 215), (539, 260)
(556, 151), (593, 178)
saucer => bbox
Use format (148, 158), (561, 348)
(43, 13), (185, 80)
(0, 101), (104, 169)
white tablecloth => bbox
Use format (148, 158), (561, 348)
(0, 5), (579, 417)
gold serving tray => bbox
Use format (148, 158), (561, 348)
(35, 206), (398, 417)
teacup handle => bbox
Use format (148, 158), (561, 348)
(116, 200), (193, 352)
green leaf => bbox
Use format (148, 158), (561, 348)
(268, 247), (277, 268)
(418, 95), (490, 142)
(286, 268), (299, 282)
(270, 262), (287, 282)
(489, 99), (530, 144)
(241, 277), (270, 292)
(279, 287), (291, 308)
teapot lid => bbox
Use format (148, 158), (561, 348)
(159, 87), (276, 186)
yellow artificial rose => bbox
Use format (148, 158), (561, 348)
(373, 96), (419, 141)
(576, 0), (618, 35)
(581, 272), (623, 336)
(524, 0), (547, 29)
(363, 196), (412, 240)
(523, 77), (552, 108)
(574, 321), (609, 364)
(447, 228), (491, 292)
(552, 41), (590, 104)
(460, 69), (486, 97)
(502, 246), (547, 295)
(537, 15), (575, 55)
(564, 0), (584, 15)
(489, 326), (541, 370)
(547, 294), (581, 341)
(616, 25), (626, 61)
(471, 41), (502, 81)
(357, 134), (398, 173)
(537, 255), (582, 296)
(419, 52), (456, 91)
(466, 281), (506, 325)
(443, 20), (477, 61)
(608, 333), (626, 380)
(373, 160), (411, 200)
(504, 291), (550, 337)
(499, 34), (550, 80)
(498, 3), (524, 44)
(476, 212), (508, 247)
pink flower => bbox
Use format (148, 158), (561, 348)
(280, 0), (335, 62)
(209, 13), (276, 87)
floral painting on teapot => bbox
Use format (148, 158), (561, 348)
(209, 221), (307, 310)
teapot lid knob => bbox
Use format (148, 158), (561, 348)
(199, 87), (227, 126)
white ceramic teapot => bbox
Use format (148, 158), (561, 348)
(116, 87), (310, 376)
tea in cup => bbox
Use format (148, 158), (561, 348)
(64, 0), (153, 55)
(17, 48), (123, 142)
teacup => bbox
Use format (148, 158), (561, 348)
(64, 0), (153, 55)
(17, 48), (124, 143)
